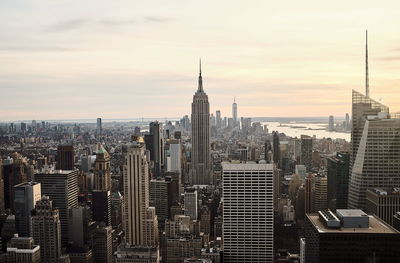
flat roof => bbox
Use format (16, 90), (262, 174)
(307, 214), (399, 234)
(336, 209), (367, 217)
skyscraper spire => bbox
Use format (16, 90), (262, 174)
(198, 58), (203, 92)
(366, 30), (369, 98)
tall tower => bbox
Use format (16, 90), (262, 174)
(56, 145), (74, 170)
(123, 141), (158, 246)
(232, 97), (238, 125)
(190, 60), (212, 185)
(31, 196), (62, 263)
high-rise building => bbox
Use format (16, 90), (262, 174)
(92, 225), (113, 263)
(314, 175), (328, 212)
(93, 146), (111, 191)
(68, 205), (94, 247)
(190, 61), (212, 185)
(6, 235), (41, 263)
(150, 178), (169, 228)
(328, 115), (334, 131)
(184, 190), (198, 220)
(123, 142), (158, 246)
(145, 121), (163, 177)
(366, 188), (400, 226)
(300, 135), (313, 172)
(56, 145), (74, 170)
(304, 209), (400, 262)
(222, 163), (274, 262)
(97, 118), (102, 135)
(348, 112), (400, 209)
(2, 154), (29, 212)
(34, 170), (79, 245)
(111, 191), (124, 231)
(167, 139), (181, 173)
(327, 152), (350, 210)
(232, 97), (237, 125)
(272, 132), (281, 168)
(92, 190), (111, 226)
(215, 110), (221, 130)
(0, 159), (4, 213)
(14, 182), (41, 237)
(31, 196), (62, 263)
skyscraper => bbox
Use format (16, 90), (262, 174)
(97, 118), (102, 135)
(348, 113), (400, 209)
(215, 110), (222, 130)
(93, 146), (111, 191)
(92, 190), (111, 226)
(123, 141), (158, 246)
(222, 163), (274, 262)
(190, 61), (212, 185)
(34, 170), (79, 245)
(56, 145), (74, 171)
(327, 152), (350, 210)
(31, 196), (62, 263)
(232, 97), (237, 125)
(272, 132), (281, 168)
(300, 135), (313, 172)
(145, 121), (163, 177)
(14, 182), (41, 237)
(184, 190), (198, 220)
(6, 235), (41, 263)
(92, 225), (113, 263)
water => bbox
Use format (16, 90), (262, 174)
(261, 122), (350, 141)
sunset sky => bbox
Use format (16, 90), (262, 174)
(1, 0), (400, 121)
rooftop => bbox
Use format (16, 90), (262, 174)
(307, 214), (398, 234)
(336, 209), (368, 218)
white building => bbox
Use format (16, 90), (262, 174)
(222, 162), (274, 263)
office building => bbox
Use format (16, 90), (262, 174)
(123, 142), (158, 246)
(314, 175), (328, 212)
(184, 190), (198, 220)
(56, 145), (74, 170)
(34, 170), (79, 245)
(150, 178), (169, 228)
(190, 61), (212, 185)
(111, 191), (124, 231)
(328, 115), (334, 131)
(216, 110), (221, 130)
(366, 188), (400, 226)
(144, 121), (163, 177)
(300, 135), (313, 172)
(6, 235), (41, 263)
(92, 190), (111, 226)
(348, 112), (400, 209)
(93, 146), (111, 191)
(31, 196), (62, 263)
(327, 152), (350, 210)
(97, 118), (102, 135)
(0, 159), (4, 213)
(272, 132), (281, 168)
(222, 162), (274, 262)
(167, 140), (181, 173)
(68, 205), (94, 247)
(304, 209), (400, 262)
(14, 182), (41, 237)
(92, 225), (113, 263)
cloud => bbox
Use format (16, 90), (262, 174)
(98, 18), (137, 26)
(0, 45), (76, 52)
(143, 16), (173, 23)
(48, 19), (88, 32)
(377, 56), (400, 61)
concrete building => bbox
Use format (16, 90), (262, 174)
(31, 196), (62, 263)
(123, 142), (158, 246)
(304, 209), (400, 262)
(93, 146), (111, 191)
(113, 246), (160, 263)
(184, 190), (198, 220)
(300, 135), (313, 172)
(222, 162), (274, 262)
(366, 188), (400, 226)
(34, 169), (79, 245)
(6, 235), (40, 263)
(190, 61), (212, 185)
(14, 182), (41, 237)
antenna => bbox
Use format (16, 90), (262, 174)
(366, 30), (369, 98)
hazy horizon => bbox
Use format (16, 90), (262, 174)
(1, 0), (400, 121)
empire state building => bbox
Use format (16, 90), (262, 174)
(190, 61), (212, 185)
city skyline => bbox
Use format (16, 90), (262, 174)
(2, 1), (400, 120)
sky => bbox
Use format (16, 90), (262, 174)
(1, 0), (400, 121)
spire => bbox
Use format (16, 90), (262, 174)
(197, 58), (203, 92)
(366, 30), (369, 98)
